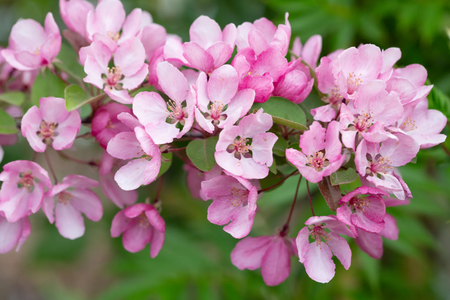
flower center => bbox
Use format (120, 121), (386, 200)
(229, 187), (249, 207)
(310, 225), (331, 246)
(36, 120), (58, 144)
(326, 86), (343, 106)
(17, 171), (35, 193)
(367, 154), (392, 175)
(227, 136), (252, 159)
(57, 191), (73, 205)
(347, 72), (363, 94)
(354, 111), (374, 132)
(138, 212), (150, 227)
(205, 101), (227, 125)
(167, 100), (187, 125)
(33, 47), (40, 55)
(107, 31), (121, 42)
(306, 151), (329, 171)
(399, 117), (417, 132)
(349, 196), (370, 213)
(106, 66), (123, 87)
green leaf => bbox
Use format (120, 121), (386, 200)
(64, 84), (88, 111)
(0, 108), (18, 134)
(272, 136), (287, 157)
(330, 168), (358, 186)
(54, 43), (86, 80)
(32, 69), (66, 106)
(252, 97), (308, 131)
(0, 91), (25, 106)
(186, 137), (218, 172)
(158, 152), (172, 178)
(269, 159), (277, 174)
(428, 84), (450, 118)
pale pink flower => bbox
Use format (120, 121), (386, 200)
(132, 61), (195, 144)
(296, 216), (354, 283)
(231, 234), (297, 286)
(82, 38), (148, 104)
(336, 186), (388, 236)
(355, 134), (419, 199)
(91, 102), (133, 149)
(0, 215), (31, 253)
(21, 97), (81, 152)
(236, 13), (291, 57)
(195, 65), (255, 133)
(106, 126), (161, 191)
(291, 35), (322, 68)
(111, 203), (165, 257)
(42, 175), (102, 240)
(201, 172), (259, 238)
(184, 164), (222, 200)
(286, 121), (345, 183)
(0, 161), (51, 222)
(164, 15), (236, 73)
(99, 151), (138, 208)
(1, 13), (61, 71)
(215, 109), (278, 179)
(59, 0), (94, 40)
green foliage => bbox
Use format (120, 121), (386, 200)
(0, 108), (17, 134)
(31, 69), (66, 106)
(330, 168), (358, 186)
(428, 84), (450, 119)
(252, 97), (308, 131)
(186, 137), (218, 172)
(0, 91), (25, 106)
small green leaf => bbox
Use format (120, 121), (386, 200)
(0, 108), (17, 134)
(54, 43), (86, 80)
(158, 152), (172, 178)
(273, 136), (287, 157)
(0, 91), (25, 106)
(428, 84), (450, 118)
(330, 168), (358, 186)
(252, 97), (308, 131)
(32, 69), (66, 106)
(186, 137), (218, 172)
(64, 85), (107, 112)
(269, 159), (277, 174)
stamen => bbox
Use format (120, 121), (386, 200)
(354, 111), (374, 132)
(57, 191), (73, 205)
(306, 151), (329, 171)
(347, 72), (363, 94)
(17, 171), (35, 193)
(107, 31), (121, 42)
(400, 117), (417, 132)
(310, 225), (331, 246)
(167, 100), (187, 124)
(36, 120), (58, 143)
(229, 187), (248, 207)
(368, 155), (392, 174)
(106, 66), (123, 87)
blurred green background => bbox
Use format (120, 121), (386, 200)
(0, 0), (450, 299)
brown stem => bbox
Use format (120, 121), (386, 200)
(153, 175), (164, 204)
(50, 67), (70, 86)
(442, 143), (450, 156)
(280, 175), (303, 236)
(44, 151), (58, 184)
(58, 151), (99, 167)
(306, 180), (315, 216)
(258, 169), (299, 193)
(168, 147), (187, 152)
(173, 150), (195, 168)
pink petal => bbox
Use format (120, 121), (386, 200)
(144, 122), (179, 145)
(145, 207), (165, 233)
(296, 226), (311, 263)
(42, 195), (55, 224)
(55, 202), (85, 239)
(207, 65), (239, 104)
(355, 228), (383, 259)
(0, 216), (22, 253)
(70, 189), (103, 221)
(149, 228), (164, 258)
(156, 61), (188, 102)
(110, 210), (129, 237)
(100, 173), (138, 208)
(107, 131), (143, 160)
(223, 207), (254, 238)
(261, 237), (291, 286)
(133, 91), (168, 125)
(380, 213), (398, 240)
(122, 222), (152, 252)
(231, 236), (272, 270)
(207, 42), (233, 69)
(189, 15), (222, 49)
(326, 232), (351, 269)
(300, 121), (326, 155)
(302, 35), (322, 68)
(120, 64), (148, 90)
(139, 24), (167, 59)
(251, 132), (277, 166)
(303, 242), (336, 283)
(182, 42), (214, 74)
(114, 158), (149, 191)
(114, 38), (146, 76)
(240, 157), (269, 180)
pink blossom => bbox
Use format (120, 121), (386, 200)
(286, 121), (345, 183)
(354, 213), (399, 259)
(82, 38), (148, 104)
(195, 65), (255, 133)
(0, 215), (31, 253)
(231, 234), (296, 286)
(215, 109), (278, 179)
(107, 126), (162, 191)
(236, 13), (291, 56)
(232, 47), (288, 103)
(132, 61), (195, 144)
(201, 172), (259, 238)
(336, 186), (389, 236)
(339, 81), (403, 149)
(355, 134), (419, 199)
(42, 175), (102, 240)
(21, 97), (81, 153)
(296, 216), (354, 283)
(330, 44), (383, 99)
(59, 0), (94, 40)
(0, 160), (51, 222)
(99, 151), (138, 208)
(1, 13), (61, 71)
(184, 164), (222, 200)
(111, 203), (165, 257)
(164, 15), (236, 73)
(91, 102), (133, 149)
(291, 35), (322, 69)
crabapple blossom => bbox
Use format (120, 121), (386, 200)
(107, 126), (161, 191)
(0, 161), (51, 222)
(82, 38), (148, 104)
(99, 151), (138, 208)
(1, 13), (61, 71)
(59, 0), (94, 40)
(291, 35), (322, 68)
(184, 164), (222, 200)
(195, 65), (255, 133)
(111, 203), (165, 257)
(42, 175), (103, 239)
(336, 186), (389, 236)
(286, 121), (345, 183)
(91, 102), (133, 149)
(231, 234), (297, 286)
(296, 216), (354, 283)
(215, 109), (278, 179)
(132, 61), (195, 144)
(0, 215), (31, 254)
(21, 97), (81, 152)
(201, 172), (259, 238)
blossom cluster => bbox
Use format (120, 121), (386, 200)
(0, 0), (447, 286)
